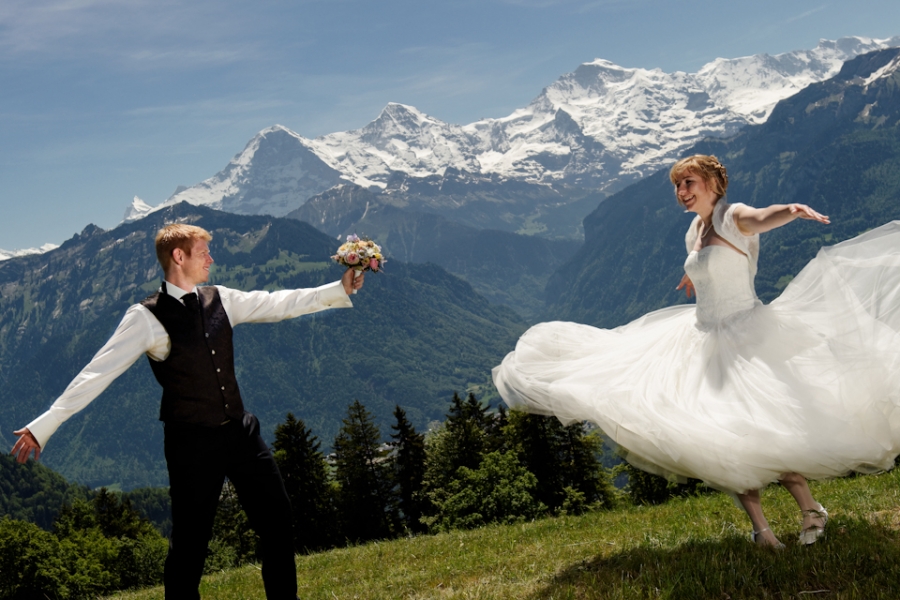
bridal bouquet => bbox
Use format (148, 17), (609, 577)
(332, 235), (385, 292)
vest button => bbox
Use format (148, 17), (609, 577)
(225, 403), (229, 409)
(205, 333), (209, 338)
(221, 386), (225, 391)
(211, 350), (216, 355)
(217, 368), (221, 373)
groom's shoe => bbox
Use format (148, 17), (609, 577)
(798, 504), (828, 545)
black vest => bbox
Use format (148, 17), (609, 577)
(140, 286), (245, 426)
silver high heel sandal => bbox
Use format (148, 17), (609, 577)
(751, 527), (785, 549)
(799, 504), (828, 545)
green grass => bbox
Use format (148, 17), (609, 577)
(110, 470), (900, 599)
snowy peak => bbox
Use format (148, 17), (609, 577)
(0, 243), (59, 262)
(312, 103), (483, 184)
(484, 36), (899, 183)
(159, 124), (346, 217)
(567, 59), (640, 92)
(362, 103), (439, 138)
(355, 102), (468, 152)
(123, 196), (154, 222)
(127, 36), (900, 222)
(696, 35), (900, 121)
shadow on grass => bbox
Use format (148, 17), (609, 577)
(530, 515), (900, 600)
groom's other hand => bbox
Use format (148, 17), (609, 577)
(341, 268), (365, 295)
(11, 428), (40, 463)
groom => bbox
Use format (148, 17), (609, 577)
(10, 223), (364, 599)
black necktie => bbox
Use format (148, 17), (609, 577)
(182, 292), (200, 313)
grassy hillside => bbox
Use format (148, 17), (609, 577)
(110, 469), (900, 599)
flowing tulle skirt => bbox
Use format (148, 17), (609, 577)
(493, 222), (900, 493)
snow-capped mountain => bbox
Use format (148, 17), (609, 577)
(156, 126), (345, 217)
(0, 243), (59, 262)
(133, 36), (899, 221)
(312, 103), (483, 189)
(123, 196), (154, 222)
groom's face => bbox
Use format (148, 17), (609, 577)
(181, 238), (214, 286)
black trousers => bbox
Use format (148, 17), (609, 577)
(163, 413), (297, 599)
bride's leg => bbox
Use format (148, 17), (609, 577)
(779, 472), (820, 513)
(780, 472), (827, 544)
(736, 489), (783, 547)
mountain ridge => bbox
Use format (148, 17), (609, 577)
(130, 36), (898, 221)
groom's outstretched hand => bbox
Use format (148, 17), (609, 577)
(11, 428), (40, 463)
(342, 268), (365, 295)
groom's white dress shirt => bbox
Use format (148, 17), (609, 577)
(26, 280), (353, 449)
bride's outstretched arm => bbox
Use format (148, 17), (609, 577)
(733, 203), (830, 235)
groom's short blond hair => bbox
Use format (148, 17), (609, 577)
(155, 224), (212, 272)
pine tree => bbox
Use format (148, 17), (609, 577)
(558, 422), (617, 512)
(54, 489), (156, 541)
(390, 405), (427, 533)
(207, 480), (258, 570)
(92, 489), (150, 540)
(273, 412), (338, 552)
(333, 400), (397, 543)
(484, 402), (509, 454)
(445, 391), (489, 470)
(507, 412), (564, 510)
(506, 411), (616, 514)
(421, 392), (509, 530)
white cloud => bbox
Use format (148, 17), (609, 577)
(0, 0), (262, 69)
(784, 4), (827, 24)
(123, 97), (291, 119)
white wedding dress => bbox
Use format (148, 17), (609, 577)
(493, 200), (900, 493)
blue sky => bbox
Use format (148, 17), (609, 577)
(2, 0), (899, 250)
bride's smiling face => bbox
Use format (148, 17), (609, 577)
(675, 171), (718, 215)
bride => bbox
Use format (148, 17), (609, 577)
(493, 154), (900, 548)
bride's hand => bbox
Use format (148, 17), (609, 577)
(676, 273), (694, 299)
(789, 204), (830, 224)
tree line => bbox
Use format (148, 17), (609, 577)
(275, 392), (617, 553)
(0, 392), (702, 599)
